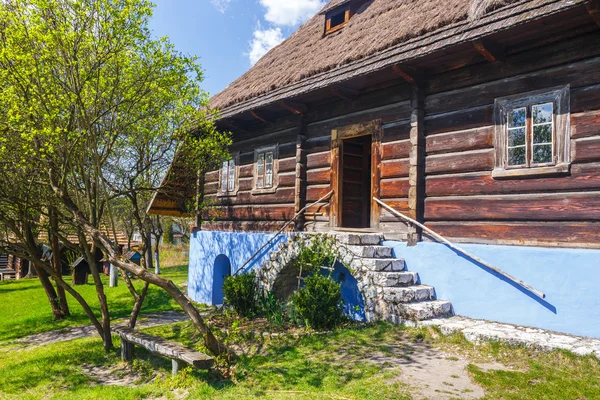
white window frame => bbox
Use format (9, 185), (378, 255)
(217, 152), (239, 196)
(493, 86), (571, 179)
(253, 144), (279, 194)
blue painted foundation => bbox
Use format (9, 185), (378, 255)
(383, 241), (600, 339)
(189, 230), (287, 305)
(189, 230), (600, 338)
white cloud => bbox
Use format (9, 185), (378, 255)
(210, 0), (231, 13)
(248, 27), (284, 65)
(259, 0), (326, 27)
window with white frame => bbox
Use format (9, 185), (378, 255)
(254, 145), (278, 192)
(218, 153), (238, 195)
(493, 86), (570, 178)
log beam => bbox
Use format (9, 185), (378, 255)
(294, 119), (307, 230)
(250, 110), (270, 124)
(279, 100), (307, 117)
(586, 0), (600, 27)
(392, 65), (424, 85)
(473, 38), (506, 63)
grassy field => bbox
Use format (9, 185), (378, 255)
(1, 258), (600, 399)
(0, 263), (188, 341)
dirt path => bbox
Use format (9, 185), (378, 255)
(371, 342), (517, 400)
(15, 311), (191, 348)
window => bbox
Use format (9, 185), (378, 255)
(493, 86), (570, 179)
(254, 145), (278, 193)
(218, 153), (238, 195)
(325, 3), (351, 35)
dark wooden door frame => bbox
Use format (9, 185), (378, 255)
(330, 119), (382, 229)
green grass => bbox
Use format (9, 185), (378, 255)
(0, 264), (188, 341)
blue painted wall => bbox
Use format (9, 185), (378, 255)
(383, 241), (600, 338)
(188, 230), (287, 304)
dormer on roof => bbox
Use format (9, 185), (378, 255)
(324, 1), (351, 35)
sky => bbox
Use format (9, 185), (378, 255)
(149, 0), (327, 98)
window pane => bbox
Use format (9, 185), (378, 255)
(533, 103), (553, 124)
(508, 127), (526, 147)
(508, 108), (526, 128)
(533, 144), (553, 164)
(256, 153), (264, 189)
(228, 160), (235, 192)
(265, 152), (274, 188)
(221, 161), (229, 191)
(533, 124), (552, 144)
(508, 147), (526, 166)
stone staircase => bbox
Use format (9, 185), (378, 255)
(334, 233), (453, 323)
(256, 232), (453, 324)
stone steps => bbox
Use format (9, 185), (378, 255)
(387, 300), (454, 323)
(261, 232), (454, 324)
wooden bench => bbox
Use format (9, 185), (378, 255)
(115, 328), (214, 376)
(0, 270), (16, 281)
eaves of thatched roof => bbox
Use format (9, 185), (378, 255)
(210, 0), (588, 119)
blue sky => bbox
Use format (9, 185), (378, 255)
(149, 0), (326, 97)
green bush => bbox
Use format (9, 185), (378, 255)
(222, 273), (258, 317)
(292, 273), (343, 330)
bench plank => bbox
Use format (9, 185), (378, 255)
(115, 328), (214, 370)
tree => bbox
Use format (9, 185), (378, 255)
(0, 0), (233, 358)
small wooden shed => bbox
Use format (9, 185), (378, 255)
(71, 257), (90, 285)
(124, 250), (142, 266)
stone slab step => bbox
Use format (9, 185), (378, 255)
(367, 271), (419, 287)
(382, 285), (435, 303)
(345, 245), (393, 258)
(334, 233), (382, 246)
(388, 300), (454, 322)
(361, 258), (406, 272)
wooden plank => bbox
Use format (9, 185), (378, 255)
(307, 168), (330, 185)
(380, 178), (410, 198)
(426, 127), (494, 155)
(382, 139), (411, 160)
(571, 110), (600, 139)
(206, 205), (295, 221)
(279, 172), (296, 188)
(116, 328), (214, 370)
(307, 152), (331, 169)
(425, 192), (600, 221)
(427, 56), (600, 116)
(381, 159), (410, 179)
(307, 185), (331, 202)
(371, 126), (383, 228)
(572, 136), (600, 163)
(426, 221), (600, 248)
(426, 163), (600, 197)
(572, 83), (600, 113)
(428, 31), (600, 96)
(382, 120), (411, 142)
(205, 188), (295, 205)
(425, 105), (493, 136)
(425, 149), (495, 175)
(201, 221), (289, 232)
(279, 156), (297, 173)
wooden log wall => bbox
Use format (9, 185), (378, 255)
(203, 28), (600, 248)
(423, 30), (600, 248)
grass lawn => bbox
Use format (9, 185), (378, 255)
(1, 320), (599, 399)
(0, 264), (188, 341)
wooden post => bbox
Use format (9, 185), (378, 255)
(172, 359), (180, 376)
(121, 339), (134, 361)
(408, 84), (425, 246)
(294, 118), (307, 231)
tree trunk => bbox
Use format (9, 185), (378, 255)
(145, 231), (153, 272)
(129, 281), (149, 329)
(50, 207), (70, 316)
(35, 264), (66, 320)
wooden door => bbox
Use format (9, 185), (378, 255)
(341, 135), (372, 228)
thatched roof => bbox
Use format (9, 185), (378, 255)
(210, 0), (586, 116)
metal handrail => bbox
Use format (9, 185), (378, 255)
(233, 190), (334, 276)
(374, 197), (546, 300)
